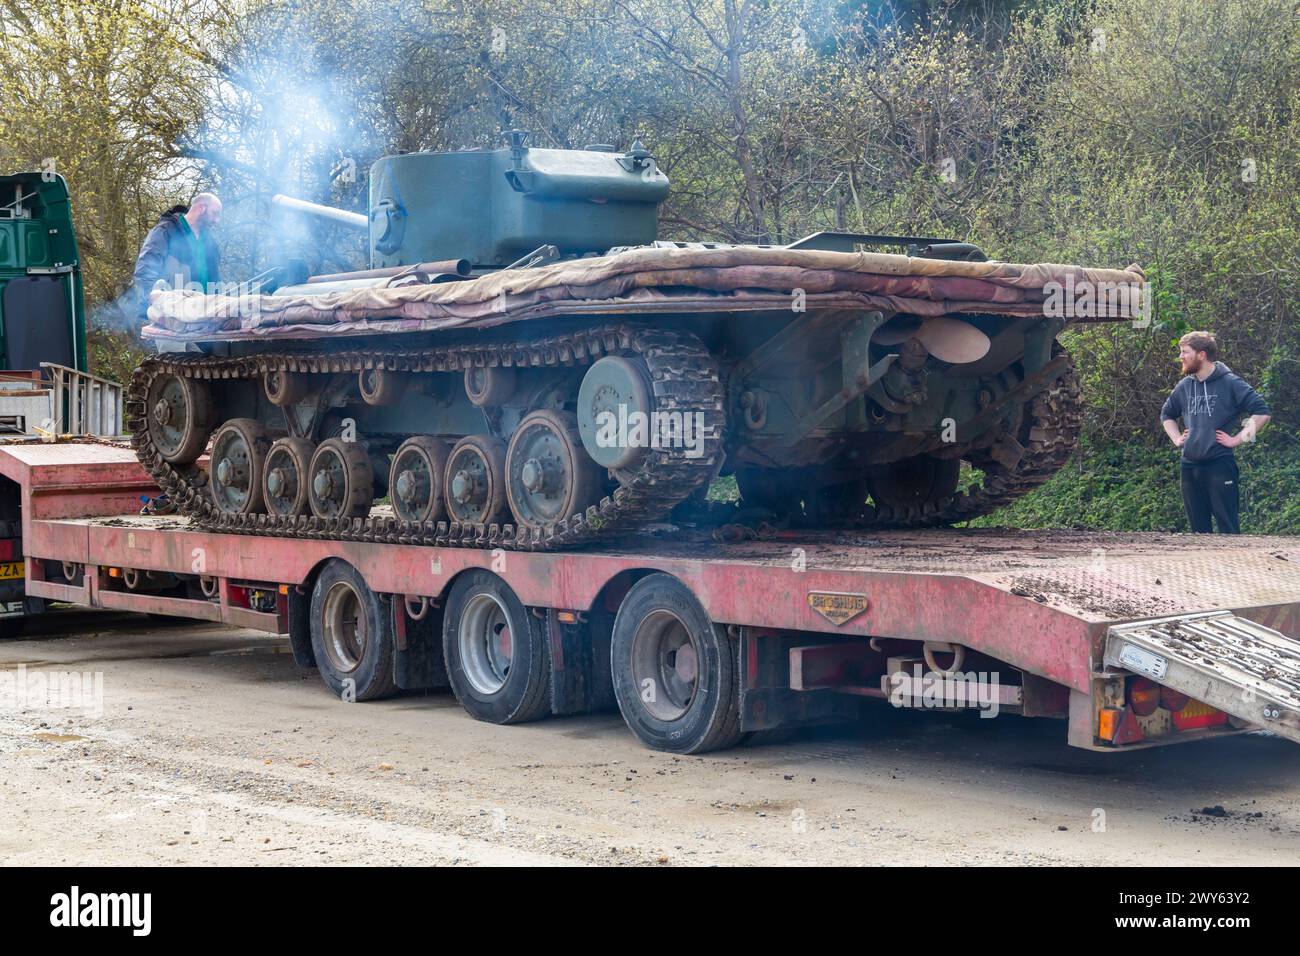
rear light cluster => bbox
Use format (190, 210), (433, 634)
(1098, 677), (1228, 745)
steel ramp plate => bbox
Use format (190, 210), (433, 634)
(1105, 611), (1300, 744)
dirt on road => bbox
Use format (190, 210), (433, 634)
(2, 611), (1297, 866)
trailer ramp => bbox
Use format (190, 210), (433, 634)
(1105, 611), (1300, 744)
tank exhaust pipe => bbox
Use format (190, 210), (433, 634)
(271, 194), (368, 230)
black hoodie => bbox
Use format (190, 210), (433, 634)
(1160, 362), (1270, 463)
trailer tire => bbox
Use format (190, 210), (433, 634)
(610, 573), (743, 754)
(442, 570), (550, 724)
(309, 559), (397, 701)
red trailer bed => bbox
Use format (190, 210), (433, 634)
(4, 440), (1299, 754)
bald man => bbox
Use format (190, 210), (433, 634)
(132, 192), (223, 323)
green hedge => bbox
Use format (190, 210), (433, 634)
(968, 430), (1300, 535)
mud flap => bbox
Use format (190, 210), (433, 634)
(287, 588), (315, 671)
(393, 600), (448, 691)
(547, 608), (617, 716)
(1104, 611), (1300, 744)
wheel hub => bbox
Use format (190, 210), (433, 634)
(672, 643), (698, 683)
(321, 581), (366, 674)
(520, 457), (550, 493)
(459, 593), (514, 695)
(451, 469), (474, 504)
(313, 469), (334, 499)
(630, 609), (699, 722)
(216, 457), (246, 489)
(266, 467), (285, 497)
(153, 399), (173, 426)
(395, 469), (417, 503)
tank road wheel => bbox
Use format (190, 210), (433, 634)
(577, 355), (654, 471)
(389, 436), (450, 523)
(865, 454), (960, 511)
(464, 366), (517, 407)
(505, 410), (602, 530)
(146, 373), (214, 465)
(442, 570), (550, 724)
(444, 435), (508, 525)
(263, 369), (310, 406)
(309, 438), (374, 519)
(208, 418), (270, 516)
(262, 437), (315, 517)
(610, 573), (743, 754)
(309, 559), (396, 700)
(358, 367), (407, 406)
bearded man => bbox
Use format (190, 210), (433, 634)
(1160, 331), (1270, 533)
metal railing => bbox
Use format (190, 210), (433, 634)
(40, 363), (125, 437)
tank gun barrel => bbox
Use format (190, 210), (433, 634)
(271, 194), (368, 230)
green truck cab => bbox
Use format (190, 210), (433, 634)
(0, 171), (87, 373)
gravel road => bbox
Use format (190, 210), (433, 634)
(2, 611), (1297, 866)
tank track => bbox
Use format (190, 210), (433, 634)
(861, 350), (1083, 528)
(127, 324), (724, 551)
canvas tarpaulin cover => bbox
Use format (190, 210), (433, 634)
(143, 246), (1146, 342)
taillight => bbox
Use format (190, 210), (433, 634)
(1160, 686), (1190, 712)
(1171, 699), (1228, 731)
(1098, 707), (1123, 742)
(1129, 677), (1161, 716)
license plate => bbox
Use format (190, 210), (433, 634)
(0, 561), (24, 580)
(1118, 642), (1168, 680)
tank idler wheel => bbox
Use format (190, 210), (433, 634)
(389, 436), (451, 523)
(264, 370), (311, 406)
(444, 435), (508, 525)
(505, 410), (601, 530)
(208, 418), (271, 516)
(146, 373), (214, 465)
(358, 367), (407, 406)
(262, 437), (316, 517)
(464, 365), (516, 407)
(308, 438), (374, 520)
(309, 559), (397, 701)
(577, 355), (654, 470)
(610, 573), (744, 754)
(442, 570), (551, 724)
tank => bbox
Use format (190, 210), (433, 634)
(129, 133), (1145, 550)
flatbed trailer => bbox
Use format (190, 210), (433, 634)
(4, 440), (1299, 755)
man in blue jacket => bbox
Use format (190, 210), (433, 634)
(1160, 331), (1271, 533)
(131, 192), (223, 323)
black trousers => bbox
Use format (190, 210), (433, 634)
(1180, 456), (1240, 533)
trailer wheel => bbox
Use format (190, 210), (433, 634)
(610, 573), (743, 754)
(309, 559), (397, 701)
(442, 570), (550, 724)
